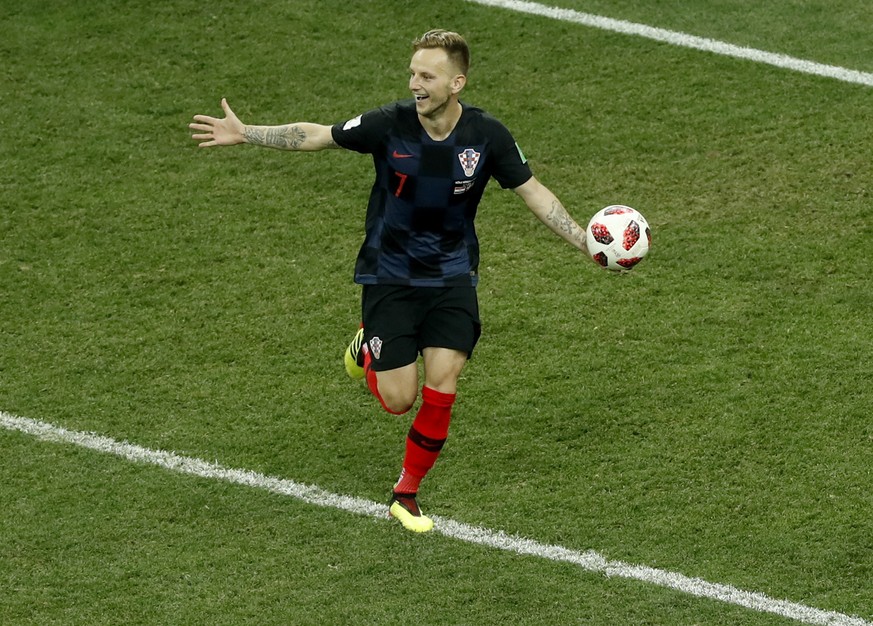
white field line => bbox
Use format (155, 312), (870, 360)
(466, 0), (873, 88)
(2, 411), (870, 626)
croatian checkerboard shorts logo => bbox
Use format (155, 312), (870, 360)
(458, 148), (481, 177)
(369, 336), (383, 360)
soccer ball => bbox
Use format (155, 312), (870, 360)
(585, 205), (651, 271)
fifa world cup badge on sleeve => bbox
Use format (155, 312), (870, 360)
(342, 114), (363, 131)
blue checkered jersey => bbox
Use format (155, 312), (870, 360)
(331, 99), (533, 287)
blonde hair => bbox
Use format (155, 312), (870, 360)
(412, 29), (470, 76)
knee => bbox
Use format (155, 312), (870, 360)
(379, 387), (417, 415)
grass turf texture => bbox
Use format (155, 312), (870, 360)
(2, 0), (872, 624)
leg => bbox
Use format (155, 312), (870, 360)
(392, 325), (472, 493)
(364, 345), (466, 414)
(369, 362), (419, 415)
(390, 288), (480, 532)
(400, 347), (467, 486)
(356, 285), (422, 414)
(389, 347), (467, 532)
(344, 326), (419, 414)
(354, 286), (480, 532)
(422, 347), (468, 393)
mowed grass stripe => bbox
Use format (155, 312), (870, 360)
(467, 0), (873, 87)
(2, 411), (870, 626)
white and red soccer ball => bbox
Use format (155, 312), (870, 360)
(585, 205), (651, 271)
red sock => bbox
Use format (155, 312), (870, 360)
(394, 386), (456, 493)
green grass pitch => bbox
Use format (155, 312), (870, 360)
(1, 1), (872, 624)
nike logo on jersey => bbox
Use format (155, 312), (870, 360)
(392, 150), (414, 158)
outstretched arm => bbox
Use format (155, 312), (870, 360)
(189, 98), (338, 151)
(513, 177), (589, 257)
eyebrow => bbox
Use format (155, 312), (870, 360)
(409, 66), (436, 75)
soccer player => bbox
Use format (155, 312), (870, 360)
(190, 29), (591, 532)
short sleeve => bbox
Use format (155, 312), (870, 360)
(331, 104), (397, 154)
(487, 119), (533, 189)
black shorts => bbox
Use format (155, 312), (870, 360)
(361, 285), (482, 372)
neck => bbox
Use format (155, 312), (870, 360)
(418, 100), (463, 141)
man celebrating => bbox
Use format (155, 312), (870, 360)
(191, 29), (591, 532)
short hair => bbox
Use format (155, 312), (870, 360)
(412, 29), (470, 76)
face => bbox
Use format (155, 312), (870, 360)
(408, 47), (466, 119)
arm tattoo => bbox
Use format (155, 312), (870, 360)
(243, 126), (265, 145)
(547, 199), (587, 247)
(547, 200), (577, 234)
(244, 125), (307, 149)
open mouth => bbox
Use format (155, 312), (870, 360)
(414, 94), (429, 102)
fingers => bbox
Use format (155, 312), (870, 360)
(189, 124), (214, 145)
(190, 100), (235, 147)
(191, 129), (221, 148)
(192, 99), (232, 125)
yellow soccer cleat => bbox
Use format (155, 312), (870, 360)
(344, 327), (365, 380)
(388, 493), (434, 533)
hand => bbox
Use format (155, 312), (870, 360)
(189, 98), (246, 147)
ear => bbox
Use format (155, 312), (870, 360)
(451, 74), (467, 95)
